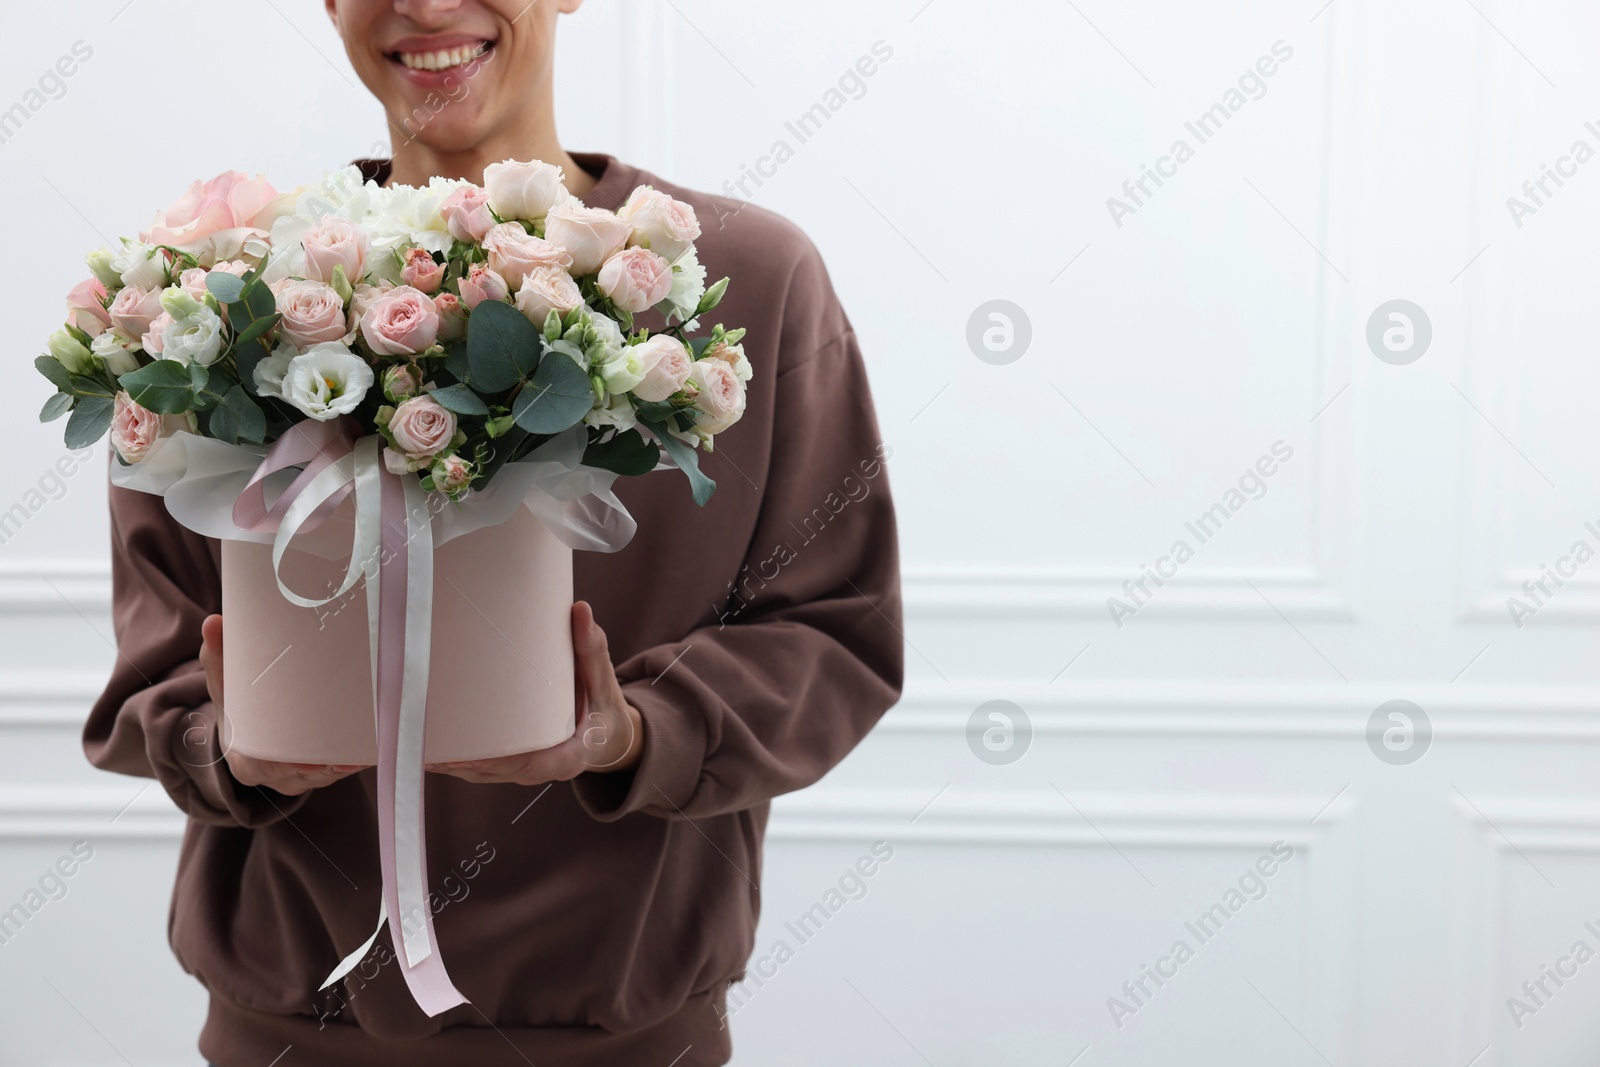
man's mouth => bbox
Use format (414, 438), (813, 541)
(388, 40), (494, 74)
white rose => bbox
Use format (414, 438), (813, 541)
(160, 306), (226, 367)
(483, 159), (566, 222)
(92, 331), (140, 377)
(543, 202), (632, 276)
(114, 241), (168, 290)
(278, 343), (374, 421)
(618, 186), (701, 264)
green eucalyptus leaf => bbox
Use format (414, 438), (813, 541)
(468, 300), (538, 393)
(64, 395), (114, 448)
(582, 428), (659, 477)
(642, 419), (716, 506)
(511, 350), (592, 434)
(117, 359), (194, 414)
(206, 271), (246, 303)
(34, 355), (72, 392)
(39, 392), (74, 423)
(429, 383), (490, 416)
(233, 312), (281, 350)
(208, 384), (267, 445)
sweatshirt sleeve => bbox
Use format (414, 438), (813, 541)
(572, 241), (905, 821)
(83, 470), (311, 828)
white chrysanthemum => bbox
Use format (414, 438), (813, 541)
(160, 306), (226, 367)
(366, 183), (453, 264)
(661, 248), (706, 324)
(276, 343), (374, 421)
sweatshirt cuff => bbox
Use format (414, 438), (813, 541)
(570, 683), (706, 821)
(163, 702), (312, 829)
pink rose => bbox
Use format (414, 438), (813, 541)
(382, 363), (423, 403)
(513, 267), (584, 326)
(434, 292), (466, 342)
(388, 395), (456, 460)
(691, 357), (747, 434)
(110, 391), (162, 463)
(273, 279), (349, 349)
(430, 453), (475, 495)
(440, 185), (496, 242)
(141, 312), (173, 355)
(631, 336), (693, 402)
(543, 202), (632, 276)
(142, 171), (282, 264)
(401, 248), (446, 294)
(349, 281), (394, 325)
(596, 246), (673, 314)
(109, 286), (163, 342)
(457, 264), (509, 309)
(66, 278), (110, 338)
(302, 215), (370, 285)
(361, 285), (439, 356)
(212, 260), (251, 277)
(178, 268), (211, 303)
(618, 186), (701, 264)
(482, 222), (572, 290)
(482, 159), (565, 221)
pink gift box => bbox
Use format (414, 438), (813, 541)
(219, 501), (576, 766)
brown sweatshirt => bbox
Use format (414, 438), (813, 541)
(84, 153), (903, 1067)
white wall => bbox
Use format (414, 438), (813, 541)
(5, 1), (1600, 1064)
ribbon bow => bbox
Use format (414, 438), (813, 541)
(233, 416), (467, 1016)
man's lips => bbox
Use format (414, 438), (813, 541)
(386, 35), (496, 76)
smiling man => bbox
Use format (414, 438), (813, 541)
(83, 2), (903, 1065)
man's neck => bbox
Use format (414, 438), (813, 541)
(383, 120), (598, 200)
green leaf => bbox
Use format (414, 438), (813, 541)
(34, 355), (72, 392)
(443, 341), (471, 384)
(429, 383), (490, 416)
(39, 392), (74, 423)
(188, 362), (210, 393)
(511, 351), (593, 434)
(582, 428), (660, 477)
(117, 360), (194, 414)
(468, 300), (539, 393)
(232, 312), (281, 350)
(633, 398), (680, 425)
(643, 419), (716, 506)
(206, 271), (246, 304)
(208, 384), (267, 445)
(690, 336), (714, 359)
(64, 395), (114, 448)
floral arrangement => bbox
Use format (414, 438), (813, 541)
(38, 160), (750, 505)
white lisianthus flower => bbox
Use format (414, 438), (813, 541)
(277, 343), (375, 421)
(86, 248), (122, 288)
(160, 306), (226, 366)
(113, 241), (168, 290)
(595, 341), (649, 395)
(252, 345), (296, 399)
(92, 331), (141, 377)
(661, 249), (707, 324)
(583, 390), (639, 433)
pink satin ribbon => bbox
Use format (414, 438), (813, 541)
(234, 417), (467, 1017)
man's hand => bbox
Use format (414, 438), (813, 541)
(200, 614), (367, 797)
(425, 601), (644, 785)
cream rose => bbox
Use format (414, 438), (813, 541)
(543, 202), (632, 276)
(360, 285), (439, 356)
(482, 222), (572, 290)
(513, 267), (584, 326)
(630, 336), (693, 402)
(301, 215), (370, 285)
(110, 391), (164, 463)
(387, 395), (457, 463)
(483, 159), (565, 221)
(108, 286), (164, 343)
(691, 357), (747, 435)
(273, 279), (349, 349)
(618, 186), (701, 265)
(597, 246), (673, 314)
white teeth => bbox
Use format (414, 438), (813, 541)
(397, 43), (486, 72)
